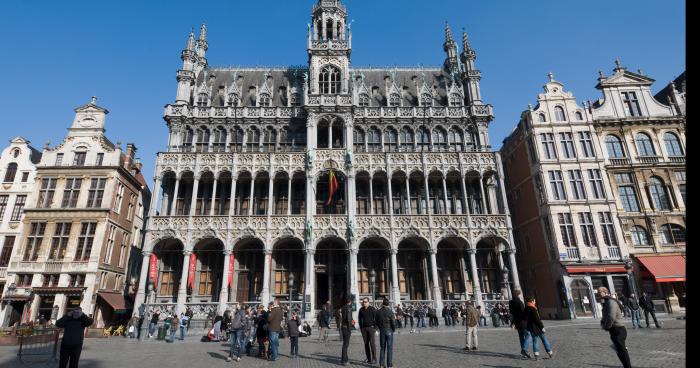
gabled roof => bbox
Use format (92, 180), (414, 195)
(596, 69), (655, 89)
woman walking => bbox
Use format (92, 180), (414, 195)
(287, 311), (301, 358)
(524, 296), (553, 360)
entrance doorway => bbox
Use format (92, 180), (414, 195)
(570, 279), (593, 317)
(315, 238), (348, 310)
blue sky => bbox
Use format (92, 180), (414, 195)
(0, 0), (685, 182)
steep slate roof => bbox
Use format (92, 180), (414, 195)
(654, 71), (686, 103)
(195, 68), (307, 107)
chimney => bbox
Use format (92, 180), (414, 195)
(124, 143), (137, 169)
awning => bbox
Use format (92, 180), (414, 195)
(565, 264), (627, 274)
(32, 287), (85, 296)
(636, 255), (686, 283)
(97, 292), (130, 312)
(0, 294), (31, 302)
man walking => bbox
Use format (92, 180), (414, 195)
(626, 293), (642, 329)
(267, 299), (284, 361)
(56, 307), (93, 368)
(639, 292), (661, 328)
(359, 297), (378, 364)
(317, 302), (331, 342)
(227, 305), (247, 362)
(464, 301), (479, 351)
(599, 287), (632, 368)
(509, 289), (531, 358)
(148, 310), (160, 338)
(340, 295), (354, 366)
(179, 313), (189, 340)
(377, 298), (396, 368)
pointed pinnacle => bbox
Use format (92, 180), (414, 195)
(199, 21), (207, 41)
(444, 22), (453, 43)
(462, 28), (471, 50)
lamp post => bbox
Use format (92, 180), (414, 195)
(369, 269), (376, 304)
(625, 259), (637, 298)
(288, 273), (295, 313)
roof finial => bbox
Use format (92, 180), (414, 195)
(461, 28), (471, 50)
(199, 21), (207, 42)
(598, 69), (605, 79)
(444, 22), (453, 43)
(90, 96), (97, 105)
(187, 28), (195, 51)
(614, 58), (625, 73)
(547, 71), (554, 82)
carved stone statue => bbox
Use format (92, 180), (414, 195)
(345, 148), (353, 167)
(347, 221), (356, 242)
(306, 148), (315, 168)
(305, 220), (313, 242)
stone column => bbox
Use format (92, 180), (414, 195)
(177, 250), (192, 314)
(219, 250), (231, 314)
(369, 174), (374, 215)
(304, 250), (315, 321)
(349, 248), (359, 322)
(387, 175), (394, 215)
(441, 175), (449, 214)
(267, 175), (274, 216)
(429, 249), (443, 312)
(248, 175), (256, 216)
(262, 250), (272, 305)
(390, 249), (400, 303)
(506, 248), (521, 290)
(405, 176), (411, 215)
(287, 176), (292, 216)
(133, 251), (152, 312)
(460, 174), (469, 215)
(479, 175), (488, 214)
(189, 176), (200, 216)
(149, 176), (162, 217)
(171, 177), (181, 216)
(468, 248), (484, 309)
(209, 175), (218, 216)
(228, 174), (238, 216)
(423, 175), (431, 215)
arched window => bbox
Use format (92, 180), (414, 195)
(384, 128), (398, 152)
(538, 113), (546, 122)
(3, 163), (18, 183)
(420, 93), (433, 107)
(259, 93), (271, 107)
(319, 65), (341, 94)
(399, 126), (414, 152)
(230, 127), (244, 152)
(227, 93), (239, 107)
(417, 127), (431, 152)
(659, 224), (685, 244)
(353, 128), (366, 152)
(358, 94), (370, 107)
(262, 127), (276, 152)
(247, 127), (261, 152)
(631, 226), (650, 246)
(554, 106), (566, 121)
(448, 127), (463, 151)
(388, 93), (401, 107)
(648, 177), (671, 210)
(212, 126), (227, 152)
(449, 93), (462, 107)
(635, 133), (655, 156)
(575, 111), (584, 120)
(664, 132), (684, 156)
(11, 149), (20, 158)
(182, 126), (194, 152)
(432, 127), (448, 151)
(196, 93), (209, 107)
(367, 127), (382, 152)
(605, 135), (626, 158)
(195, 126), (210, 152)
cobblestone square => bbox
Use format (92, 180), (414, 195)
(0, 317), (684, 368)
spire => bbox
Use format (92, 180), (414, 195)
(462, 29), (471, 51)
(186, 29), (195, 51)
(198, 21), (207, 42)
(445, 22), (454, 44)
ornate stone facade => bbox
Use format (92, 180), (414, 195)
(136, 0), (519, 321)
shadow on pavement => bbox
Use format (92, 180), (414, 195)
(417, 343), (523, 360)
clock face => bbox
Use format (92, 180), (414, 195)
(79, 117), (96, 128)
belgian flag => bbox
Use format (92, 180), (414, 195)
(325, 169), (339, 205)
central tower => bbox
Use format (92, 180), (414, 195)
(308, 0), (351, 96)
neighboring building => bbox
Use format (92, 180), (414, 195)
(0, 138), (41, 327)
(501, 74), (630, 320)
(591, 63), (685, 313)
(1, 98), (150, 327)
(136, 0), (520, 324)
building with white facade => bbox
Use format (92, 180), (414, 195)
(136, 0), (520, 324)
(0, 138), (41, 326)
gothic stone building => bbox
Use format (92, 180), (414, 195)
(136, 0), (520, 322)
(1, 99), (151, 328)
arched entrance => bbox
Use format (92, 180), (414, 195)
(192, 239), (224, 302)
(570, 279), (594, 317)
(272, 239), (305, 302)
(437, 237), (468, 300)
(153, 239), (184, 302)
(397, 237), (430, 301)
(358, 238), (391, 301)
(233, 238), (264, 303)
(315, 238), (348, 309)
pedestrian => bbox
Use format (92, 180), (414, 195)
(287, 311), (301, 358)
(317, 301), (331, 343)
(339, 294), (354, 366)
(451, 305), (460, 327)
(476, 306), (487, 327)
(127, 315), (139, 339)
(56, 306), (93, 368)
(168, 314), (179, 342)
(222, 308), (232, 342)
(335, 304), (343, 341)
(163, 314), (172, 338)
(179, 313), (189, 340)
(359, 297), (378, 364)
(618, 294), (629, 318)
(395, 304), (404, 329)
(256, 305), (270, 359)
(464, 301), (479, 351)
(212, 314), (223, 342)
(227, 306), (247, 362)
(626, 293), (642, 329)
(524, 296), (553, 360)
(267, 299), (284, 361)
(639, 292), (661, 328)
(377, 298), (396, 368)
(185, 307), (193, 331)
(509, 289), (531, 359)
(405, 305), (414, 332)
(429, 305), (439, 327)
(599, 287), (632, 368)
(442, 304), (451, 326)
(148, 310), (160, 338)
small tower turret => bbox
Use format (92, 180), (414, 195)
(460, 29), (482, 105)
(175, 30), (197, 104)
(443, 22), (459, 75)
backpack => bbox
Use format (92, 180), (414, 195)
(231, 311), (244, 330)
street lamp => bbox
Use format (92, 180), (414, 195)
(369, 269), (376, 304)
(288, 273), (295, 313)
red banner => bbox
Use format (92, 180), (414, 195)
(228, 253), (235, 288)
(187, 253), (197, 289)
(326, 169), (339, 205)
(149, 253), (158, 282)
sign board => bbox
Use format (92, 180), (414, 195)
(305, 303), (311, 313)
(559, 252), (568, 260)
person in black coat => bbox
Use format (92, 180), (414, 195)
(639, 292), (661, 328)
(509, 289), (530, 358)
(56, 307), (94, 368)
(358, 297), (378, 364)
(287, 312), (301, 357)
(340, 295), (354, 366)
(523, 297), (553, 360)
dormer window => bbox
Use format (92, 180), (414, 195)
(554, 106), (566, 121)
(73, 152), (86, 166)
(11, 149), (20, 158)
(621, 91), (642, 117)
(575, 111), (584, 120)
(196, 93), (209, 107)
(449, 93), (462, 107)
(227, 93), (239, 107)
(319, 65), (341, 94)
(358, 94), (370, 107)
(259, 93), (271, 107)
(420, 93), (433, 107)
(388, 94), (401, 107)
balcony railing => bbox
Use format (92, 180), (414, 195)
(607, 246), (621, 259)
(44, 261), (63, 273)
(637, 156), (660, 165)
(609, 158), (632, 166)
(0, 267), (6, 278)
(668, 156), (686, 164)
(566, 247), (580, 260)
